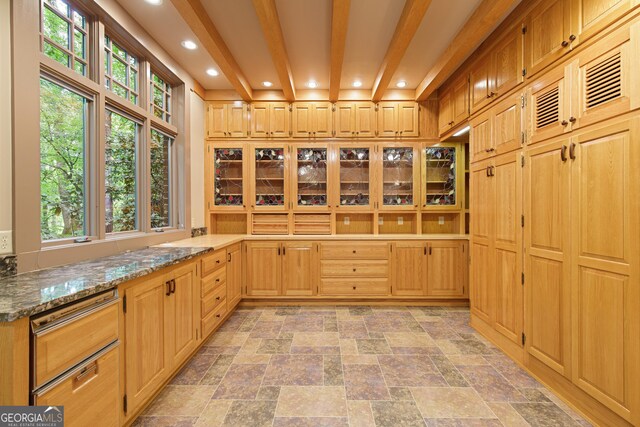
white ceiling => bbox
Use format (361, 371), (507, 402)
(114, 0), (517, 96)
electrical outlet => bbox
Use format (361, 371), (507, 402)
(378, 216), (384, 225)
(397, 217), (404, 225)
(439, 216), (445, 225)
(343, 216), (350, 225)
(0, 231), (12, 255)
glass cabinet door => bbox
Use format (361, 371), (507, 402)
(295, 147), (328, 208)
(424, 145), (458, 208)
(338, 147), (372, 208)
(381, 146), (416, 208)
(254, 147), (286, 208)
(213, 147), (244, 208)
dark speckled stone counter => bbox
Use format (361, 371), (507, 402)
(0, 246), (212, 322)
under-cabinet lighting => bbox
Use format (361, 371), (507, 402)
(181, 40), (197, 50)
(206, 68), (219, 77)
(453, 125), (470, 137)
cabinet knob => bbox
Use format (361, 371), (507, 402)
(352, 286), (357, 290)
(486, 94), (492, 99)
(352, 250), (356, 254)
(216, 314), (221, 318)
(216, 278), (220, 283)
(561, 120), (569, 126)
(353, 268), (356, 272)
(569, 116), (576, 123)
(569, 34), (576, 42)
(561, 40), (569, 47)
(216, 296), (221, 300)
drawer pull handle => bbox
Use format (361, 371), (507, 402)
(216, 279), (220, 283)
(352, 286), (356, 290)
(353, 268), (356, 272)
(166, 281), (172, 296)
(216, 314), (221, 318)
(73, 361), (98, 387)
(216, 296), (221, 301)
(352, 250), (356, 254)
(216, 260), (220, 264)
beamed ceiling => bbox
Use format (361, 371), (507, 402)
(115, 0), (522, 101)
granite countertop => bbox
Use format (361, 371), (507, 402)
(0, 246), (212, 322)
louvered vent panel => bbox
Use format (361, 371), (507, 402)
(585, 52), (622, 109)
(535, 87), (559, 129)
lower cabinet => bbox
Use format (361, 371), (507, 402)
(121, 261), (198, 421)
(226, 243), (242, 309)
(282, 242), (317, 296)
(245, 242), (282, 296)
(391, 242), (426, 296)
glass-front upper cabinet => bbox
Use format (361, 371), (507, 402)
(293, 146), (329, 210)
(252, 146), (288, 210)
(380, 145), (419, 210)
(335, 145), (374, 210)
(423, 144), (460, 209)
(211, 144), (245, 210)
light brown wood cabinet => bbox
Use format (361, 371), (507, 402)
(292, 102), (333, 138)
(250, 102), (290, 138)
(470, 92), (523, 163)
(392, 242), (427, 296)
(249, 144), (290, 211)
(377, 102), (419, 137)
(426, 241), (468, 297)
(226, 244), (242, 310)
(282, 242), (317, 296)
(335, 102), (377, 138)
(122, 262), (197, 419)
(206, 102), (248, 138)
(438, 76), (469, 136)
(245, 241), (281, 296)
(208, 143), (247, 211)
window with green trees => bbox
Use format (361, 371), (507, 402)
(150, 130), (173, 228)
(104, 36), (139, 104)
(40, 78), (89, 240)
(41, 0), (89, 76)
(105, 110), (139, 233)
(150, 71), (171, 123)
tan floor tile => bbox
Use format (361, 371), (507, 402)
(195, 400), (232, 427)
(233, 354), (272, 364)
(341, 354), (379, 365)
(143, 385), (215, 416)
(275, 386), (347, 417)
(487, 402), (530, 427)
(384, 332), (434, 347)
(209, 332), (249, 347)
(434, 339), (461, 355)
(411, 387), (495, 418)
(347, 400), (376, 427)
(237, 337), (262, 354)
(446, 354), (490, 366)
(292, 332), (340, 347)
(340, 338), (358, 355)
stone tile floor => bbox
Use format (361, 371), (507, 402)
(134, 306), (592, 427)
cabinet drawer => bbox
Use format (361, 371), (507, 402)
(202, 302), (227, 338)
(34, 344), (119, 427)
(34, 302), (119, 388)
(252, 214), (289, 235)
(202, 249), (226, 277)
(202, 267), (226, 297)
(202, 285), (226, 318)
(320, 260), (389, 277)
(320, 279), (389, 296)
(320, 242), (389, 259)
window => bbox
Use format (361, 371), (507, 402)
(41, 0), (89, 76)
(150, 71), (172, 123)
(150, 130), (173, 228)
(40, 78), (89, 240)
(105, 110), (139, 233)
(104, 36), (139, 104)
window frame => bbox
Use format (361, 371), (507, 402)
(104, 34), (140, 106)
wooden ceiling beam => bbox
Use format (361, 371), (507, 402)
(415, 0), (518, 101)
(370, 0), (432, 102)
(252, 0), (296, 102)
(329, 0), (351, 102)
(170, 0), (253, 101)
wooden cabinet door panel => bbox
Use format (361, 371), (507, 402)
(227, 244), (242, 309)
(227, 104), (247, 137)
(452, 78), (470, 125)
(438, 90), (453, 136)
(528, 66), (569, 145)
(470, 242), (493, 324)
(525, 139), (572, 376)
(427, 241), (466, 297)
(124, 276), (169, 413)
(525, 0), (572, 77)
(573, 0), (631, 43)
(378, 102), (398, 137)
(292, 103), (313, 137)
(470, 111), (493, 163)
(270, 103), (290, 138)
(470, 55), (491, 114)
(246, 242), (281, 296)
(167, 264), (198, 368)
(492, 26), (524, 98)
(355, 102), (376, 137)
(282, 242), (316, 296)
(470, 161), (494, 241)
(313, 103), (333, 138)
(397, 102), (419, 137)
(335, 103), (355, 137)
(251, 103), (270, 138)
(207, 103), (227, 138)
(392, 242), (426, 296)
(494, 94), (523, 156)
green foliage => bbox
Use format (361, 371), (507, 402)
(40, 79), (86, 240)
(150, 130), (171, 228)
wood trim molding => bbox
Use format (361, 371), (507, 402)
(252, 0), (296, 102)
(371, 0), (432, 102)
(329, 0), (351, 102)
(192, 79), (206, 100)
(169, 0), (253, 102)
(415, 0), (519, 101)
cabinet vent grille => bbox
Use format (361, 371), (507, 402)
(535, 87), (559, 129)
(585, 52), (622, 109)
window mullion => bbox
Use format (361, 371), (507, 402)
(140, 59), (151, 233)
(94, 20), (106, 241)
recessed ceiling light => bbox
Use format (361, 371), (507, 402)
(262, 81), (273, 87)
(352, 80), (362, 88)
(145, 0), (163, 4)
(306, 80), (318, 89)
(206, 68), (219, 77)
(396, 80), (407, 88)
(453, 125), (471, 137)
(181, 40), (197, 50)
